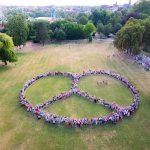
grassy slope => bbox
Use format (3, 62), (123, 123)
(0, 41), (150, 150)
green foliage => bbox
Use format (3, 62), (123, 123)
(50, 20), (69, 32)
(97, 23), (104, 34)
(110, 13), (121, 26)
(132, 0), (150, 15)
(112, 23), (122, 33)
(140, 13), (150, 19)
(0, 42), (3, 49)
(88, 34), (93, 42)
(84, 22), (96, 38)
(5, 8), (25, 18)
(77, 16), (88, 25)
(103, 23), (112, 36)
(0, 33), (17, 65)
(7, 13), (28, 47)
(28, 21), (36, 40)
(34, 20), (49, 45)
(63, 22), (85, 40)
(49, 30), (54, 40)
(114, 18), (145, 54)
(77, 13), (87, 19)
(142, 19), (150, 48)
(90, 9), (112, 26)
(43, 20), (86, 41)
(54, 29), (66, 41)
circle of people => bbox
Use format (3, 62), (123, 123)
(19, 70), (140, 127)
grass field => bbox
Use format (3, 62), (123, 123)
(0, 41), (150, 150)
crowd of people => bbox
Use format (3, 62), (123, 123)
(19, 70), (140, 127)
(135, 54), (150, 71)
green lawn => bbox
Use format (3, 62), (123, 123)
(0, 41), (150, 150)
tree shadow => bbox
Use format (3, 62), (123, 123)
(0, 64), (13, 73)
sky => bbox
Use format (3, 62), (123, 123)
(0, 0), (138, 6)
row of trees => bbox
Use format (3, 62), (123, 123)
(78, 9), (123, 37)
(4, 7), (129, 46)
(6, 14), (96, 46)
(29, 20), (96, 44)
(6, 10), (123, 47)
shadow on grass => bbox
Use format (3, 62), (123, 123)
(16, 52), (30, 57)
(0, 64), (13, 73)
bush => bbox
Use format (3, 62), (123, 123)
(63, 22), (85, 40)
(54, 29), (66, 41)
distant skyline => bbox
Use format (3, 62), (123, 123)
(0, 0), (138, 6)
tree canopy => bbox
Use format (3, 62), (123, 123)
(114, 18), (145, 54)
(54, 29), (66, 41)
(84, 22), (96, 38)
(132, 0), (150, 16)
(142, 19), (150, 52)
(77, 15), (88, 25)
(0, 33), (17, 65)
(90, 9), (112, 26)
(103, 23), (112, 36)
(34, 20), (49, 45)
(7, 13), (28, 47)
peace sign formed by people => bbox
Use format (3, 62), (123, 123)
(19, 70), (140, 127)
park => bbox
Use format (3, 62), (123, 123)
(0, 41), (150, 149)
(0, 0), (150, 149)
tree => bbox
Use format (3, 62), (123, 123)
(112, 23), (122, 33)
(114, 18), (145, 54)
(77, 13), (87, 20)
(28, 21), (36, 41)
(97, 23), (104, 34)
(34, 20), (49, 45)
(50, 20), (69, 32)
(7, 13), (28, 47)
(110, 13), (121, 26)
(0, 33), (17, 65)
(63, 22), (85, 40)
(122, 12), (142, 25)
(103, 23), (112, 36)
(50, 21), (85, 40)
(90, 9), (112, 26)
(132, 0), (150, 15)
(142, 19), (150, 52)
(77, 16), (88, 25)
(54, 29), (66, 41)
(84, 22), (96, 38)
